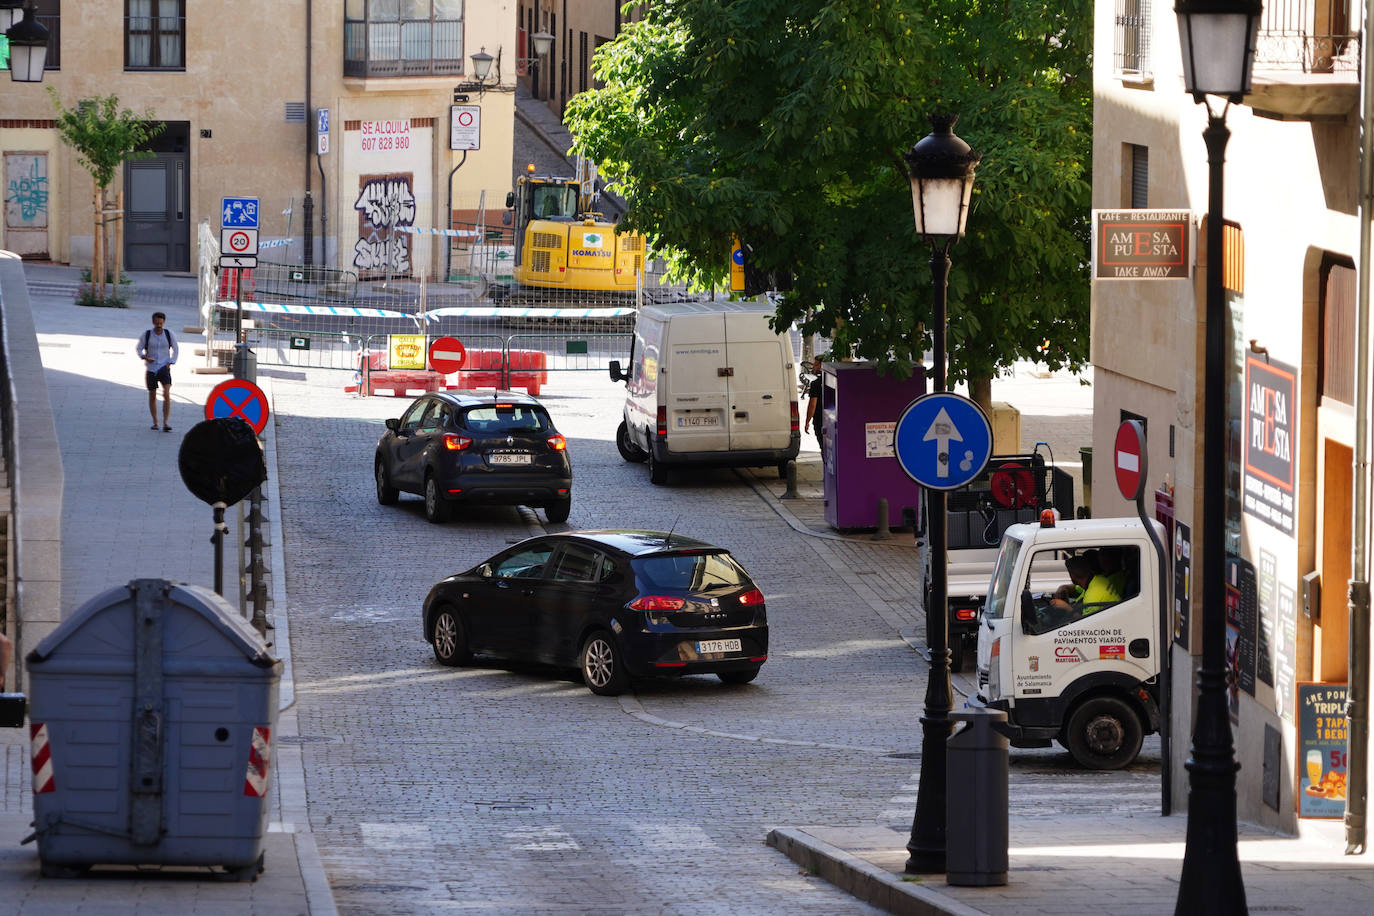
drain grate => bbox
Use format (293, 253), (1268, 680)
(475, 800), (553, 813)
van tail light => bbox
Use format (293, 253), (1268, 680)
(630, 595), (686, 612)
(443, 434), (472, 451)
(790, 401), (800, 433)
(546, 434), (567, 450)
(656, 406), (668, 438)
(738, 588), (765, 606)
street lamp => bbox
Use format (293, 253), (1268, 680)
(902, 113), (980, 874)
(5, 1), (50, 83)
(527, 29), (553, 100)
(1173, 0), (1260, 911)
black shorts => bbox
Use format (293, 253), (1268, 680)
(145, 366), (172, 390)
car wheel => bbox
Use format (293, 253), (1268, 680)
(580, 630), (630, 696)
(616, 420), (647, 463)
(545, 498), (571, 524)
(375, 458), (399, 506)
(718, 667), (761, 685)
(430, 605), (471, 666)
(648, 452), (668, 486)
(424, 473), (450, 523)
(1063, 696), (1144, 770)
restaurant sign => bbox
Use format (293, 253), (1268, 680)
(1093, 210), (1192, 279)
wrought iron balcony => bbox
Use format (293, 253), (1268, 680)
(1255, 0), (1360, 73)
(343, 19), (464, 78)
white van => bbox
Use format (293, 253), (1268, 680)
(609, 301), (801, 485)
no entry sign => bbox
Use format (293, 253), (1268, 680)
(428, 336), (467, 374)
(205, 378), (270, 435)
(1114, 419), (1147, 503)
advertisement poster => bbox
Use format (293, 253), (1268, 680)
(865, 422), (896, 459)
(1173, 522), (1191, 650)
(1276, 585), (1298, 723)
(1226, 556), (1258, 703)
(1297, 683), (1348, 818)
(1243, 355), (1297, 535)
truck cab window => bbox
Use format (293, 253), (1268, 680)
(1022, 545), (1141, 635)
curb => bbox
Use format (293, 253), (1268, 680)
(766, 828), (983, 916)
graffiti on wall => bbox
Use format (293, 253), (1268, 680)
(353, 173), (416, 276)
(4, 152), (49, 228)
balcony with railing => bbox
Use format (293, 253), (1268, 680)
(343, 17), (464, 78)
(1249, 0), (1361, 119)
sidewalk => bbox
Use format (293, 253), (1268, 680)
(739, 462), (1374, 915)
(1, 263), (335, 915)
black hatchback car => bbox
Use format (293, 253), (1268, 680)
(421, 530), (769, 695)
(375, 390), (572, 524)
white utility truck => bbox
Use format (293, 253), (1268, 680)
(945, 452), (1075, 671)
(974, 514), (1167, 770)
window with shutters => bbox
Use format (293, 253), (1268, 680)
(1127, 144), (1148, 208)
(1319, 256), (1355, 406)
(1114, 0), (1151, 82)
(343, 0), (465, 78)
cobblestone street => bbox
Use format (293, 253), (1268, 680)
(268, 364), (1160, 914)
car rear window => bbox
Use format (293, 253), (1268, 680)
(633, 552), (749, 590)
(461, 405), (551, 433)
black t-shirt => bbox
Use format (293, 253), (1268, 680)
(808, 376), (821, 400)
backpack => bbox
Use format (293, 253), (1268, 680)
(142, 328), (176, 352)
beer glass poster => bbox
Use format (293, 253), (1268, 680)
(1297, 683), (1348, 817)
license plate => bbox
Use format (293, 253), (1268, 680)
(697, 638), (741, 654)
(488, 454), (531, 465)
(677, 415), (720, 428)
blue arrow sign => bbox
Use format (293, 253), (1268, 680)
(893, 392), (993, 490)
(221, 196), (260, 229)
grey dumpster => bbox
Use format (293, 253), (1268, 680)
(25, 578), (281, 878)
(945, 706), (1009, 886)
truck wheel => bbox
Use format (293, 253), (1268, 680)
(616, 420), (647, 463)
(1063, 696), (1144, 770)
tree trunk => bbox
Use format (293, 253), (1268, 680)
(113, 189), (124, 296)
(92, 187), (104, 299)
(969, 374), (992, 413)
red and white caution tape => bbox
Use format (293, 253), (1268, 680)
(30, 723), (55, 794)
(243, 726), (272, 797)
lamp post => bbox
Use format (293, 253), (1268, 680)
(528, 29), (553, 100)
(1173, 0), (1260, 911)
(902, 113), (980, 874)
(5, 1), (50, 83)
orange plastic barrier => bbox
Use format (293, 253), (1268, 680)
(451, 349), (548, 396)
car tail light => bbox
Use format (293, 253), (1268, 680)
(954, 605), (978, 622)
(790, 400), (799, 432)
(546, 434), (567, 450)
(738, 588), (765, 606)
(443, 434), (472, 451)
(630, 595), (686, 612)
(656, 406), (668, 438)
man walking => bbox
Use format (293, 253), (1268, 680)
(804, 354), (826, 463)
(137, 311), (178, 431)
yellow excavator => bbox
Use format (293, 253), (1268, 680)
(504, 168), (645, 292)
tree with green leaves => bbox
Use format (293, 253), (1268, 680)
(47, 90), (164, 304)
(565, 0), (1091, 405)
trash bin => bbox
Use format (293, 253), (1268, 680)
(945, 705), (1009, 886)
(25, 578), (281, 878)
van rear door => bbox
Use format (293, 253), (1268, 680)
(665, 315), (732, 452)
(724, 312), (791, 451)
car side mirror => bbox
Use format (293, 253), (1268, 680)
(478, 563), (493, 578)
(385, 418), (400, 431)
(505, 191), (515, 208)
(608, 359), (628, 383)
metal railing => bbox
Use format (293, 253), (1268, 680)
(1256, 0), (1360, 72)
(343, 18), (464, 77)
(251, 262), (359, 302)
